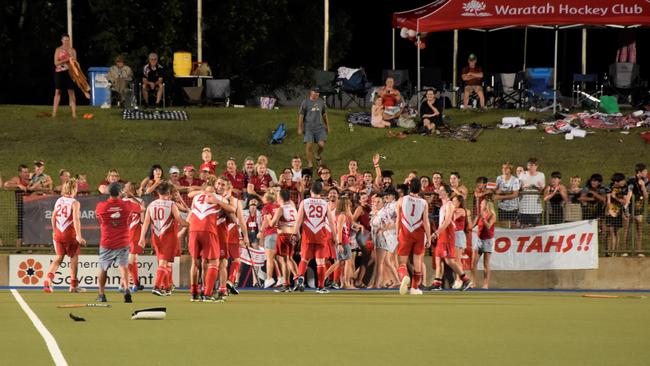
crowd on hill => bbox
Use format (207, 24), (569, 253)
(2, 146), (648, 292)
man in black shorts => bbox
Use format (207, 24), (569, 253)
(298, 87), (330, 168)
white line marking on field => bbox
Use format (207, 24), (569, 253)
(10, 289), (68, 366)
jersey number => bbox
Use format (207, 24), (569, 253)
(308, 205), (324, 218)
(152, 207), (165, 220)
(409, 203), (416, 217)
(196, 195), (206, 205)
(55, 204), (68, 218)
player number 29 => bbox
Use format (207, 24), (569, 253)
(308, 205), (324, 218)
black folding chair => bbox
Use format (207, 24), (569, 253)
(313, 70), (338, 108)
(572, 73), (602, 108)
(606, 63), (644, 105)
(205, 79), (231, 107)
(337, 68), (371, 108)
(496, 72), (526, 109)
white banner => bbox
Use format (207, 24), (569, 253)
(9, 255), (180, 288)
(478, 220), (599, 270)
(239, 246), (266, 267)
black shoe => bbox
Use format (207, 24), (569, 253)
(460, 280), (473, 291)
(216, 293), (227, 302)
(430, 284), (442, 291)
(137, 284), (145, 291)
(191, 293), (201, 302)
(226, 281), (239, 295)
(273, 286), (290, 293)
(324, 278), (333, 288)
(151, 288), (164, 296)
(96, 294), (107, 302)
(124, 292), (132, 303)
(293, 276), (305, 292)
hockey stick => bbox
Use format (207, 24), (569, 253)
(57, 303), (112, 308)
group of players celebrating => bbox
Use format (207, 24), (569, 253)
(41, 152), (496, 303)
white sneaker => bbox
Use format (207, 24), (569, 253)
(452, 280), (462, 290)
(69, 287), (87, 293)
(264, 278), (276, 289)
(275, 277), (285, 287)
(409, 288), (423, 295)
(638, 253), (646, 257)
(621, 253), (629, 257)
(399, 276), (411, 296)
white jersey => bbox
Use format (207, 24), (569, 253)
(53, 196), (77, 234)
(278, 203), (297, 229)
(439, 200), (456, 229)
(399, 195), (426, 233)
(147, 199), (175, 237)
(302, 197), (329, 240)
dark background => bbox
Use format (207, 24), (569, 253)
(0, 0), (647, 105)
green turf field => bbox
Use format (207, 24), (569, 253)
(2, 289), (649, 366)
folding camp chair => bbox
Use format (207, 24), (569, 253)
(205, 79), (231, 107)
(525, 68), (555, 109)
(496, 72), (526, 109)
(337, 68), (371, 108)
(313, 70), (338, 108)
(572, 74), (602, 108)
(606, 63), (644, 105)
(382, 69), (412, 101)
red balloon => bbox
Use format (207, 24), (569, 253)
(417, 41), (426, 49)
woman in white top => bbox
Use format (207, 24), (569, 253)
(371, 96), (392, 128)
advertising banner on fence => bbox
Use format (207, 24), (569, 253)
(22, 195), (104, 245)
(478, 220), (598, 271)
(9, 255), (179, 288)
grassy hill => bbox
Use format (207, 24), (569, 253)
(0, 105), (645, 188)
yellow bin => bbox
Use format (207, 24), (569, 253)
(173, 52), (192, 76)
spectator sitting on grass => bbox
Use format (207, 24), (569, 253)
(53, 169), (71, 193)
(371, 96), (393, 129)
(377, 76), (402, 118)
(494, 163), (520, 228)
(419, 89), (442, 135)
(543, 171), (569, 225)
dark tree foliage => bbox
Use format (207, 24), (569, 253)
(0, 0), (351, 104)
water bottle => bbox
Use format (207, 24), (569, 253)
(349, 122), (354, 132)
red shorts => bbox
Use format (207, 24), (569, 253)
(129, 226), (143, 255)
(276, 233), (294, 257)
(434, 228), (456, 258)
(300, 242), (327, 261)
(54, 239), (80, 257)
(227, 242), (240, 259)
(188, 231), (221, 260)
(152, 233), (179, 261)
(397, 231), (425, 257)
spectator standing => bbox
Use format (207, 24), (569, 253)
(461, 53), (485, 110)
(297, 87), (330, 168)
(98, 169), (125, 195)
(247, 164), (273, 199)
(579, 174), (607, 222)
(138, 164), (164, 196)
(4, 164), (31, 192)
(178, 165), (203, 208)
(606, 173), (631, 256)
(52, 34), (79, 118)
(257, 155), (278, 183)
(142, 53), (164, 107)
(291, 156), (303, 182)
(222, 158), (246, 199)
(29, 160), (53, 194)
(625, 164), (648, 256)
(54, 169), (71, 193)
(494, 163), (520, 228)
(200, 147), (218, 175)
(107, 55), (133, 106)
(543, 172), (569, 225)
(519, 158), (545, 227)
(339, 159), (364, 188)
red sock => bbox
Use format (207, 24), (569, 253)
(154, 267), (166, 289)
(333, 267), (341, 283)
(433, 278), (442, 286)
(163, 266), (172, 290)
(460, 273), (470, 282)
(203, 265), (218, 296)
(47, 272), (54, 281)
(317, 265), (326, 289)
(168, 265), (173, 286)
(191, 284), (199, 295)
(228, 261), (240, 283)
(218, 285), (227, 295)
(71, 278), (79, 288)
(398, 265), (408, 281)
(412, 272), (422, 289)
(128, 263), (139, 285)
(296, 260), (308, 279)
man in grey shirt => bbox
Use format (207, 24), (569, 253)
(298, 87), (330, 168)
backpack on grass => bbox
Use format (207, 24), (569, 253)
(269, 122), (287, 144)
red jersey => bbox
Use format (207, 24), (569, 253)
(222, 170), (246, 194)
(124, 197), (143, 246)
(249, 174), (273, 194)
(261, 203), (279, 236)
(454, 211), (466, 232)
(200, 161), (217, 175)
(226, 198), (241, 244)
(96, 198), (139, 249)
(280, 181), (301, 206)
(188, 192), (220, 233)
(179, 177), (204, 207)
(53, 196), (77, 243)
(478, 211), (495, 240)
(399, 195), (426, 235)
(339, 213), (351, 244)
(301, 198), (329, 244)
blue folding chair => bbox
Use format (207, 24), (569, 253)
(525, 68), (555, 108)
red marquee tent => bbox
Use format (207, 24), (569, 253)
(391, 0), (650, 110)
